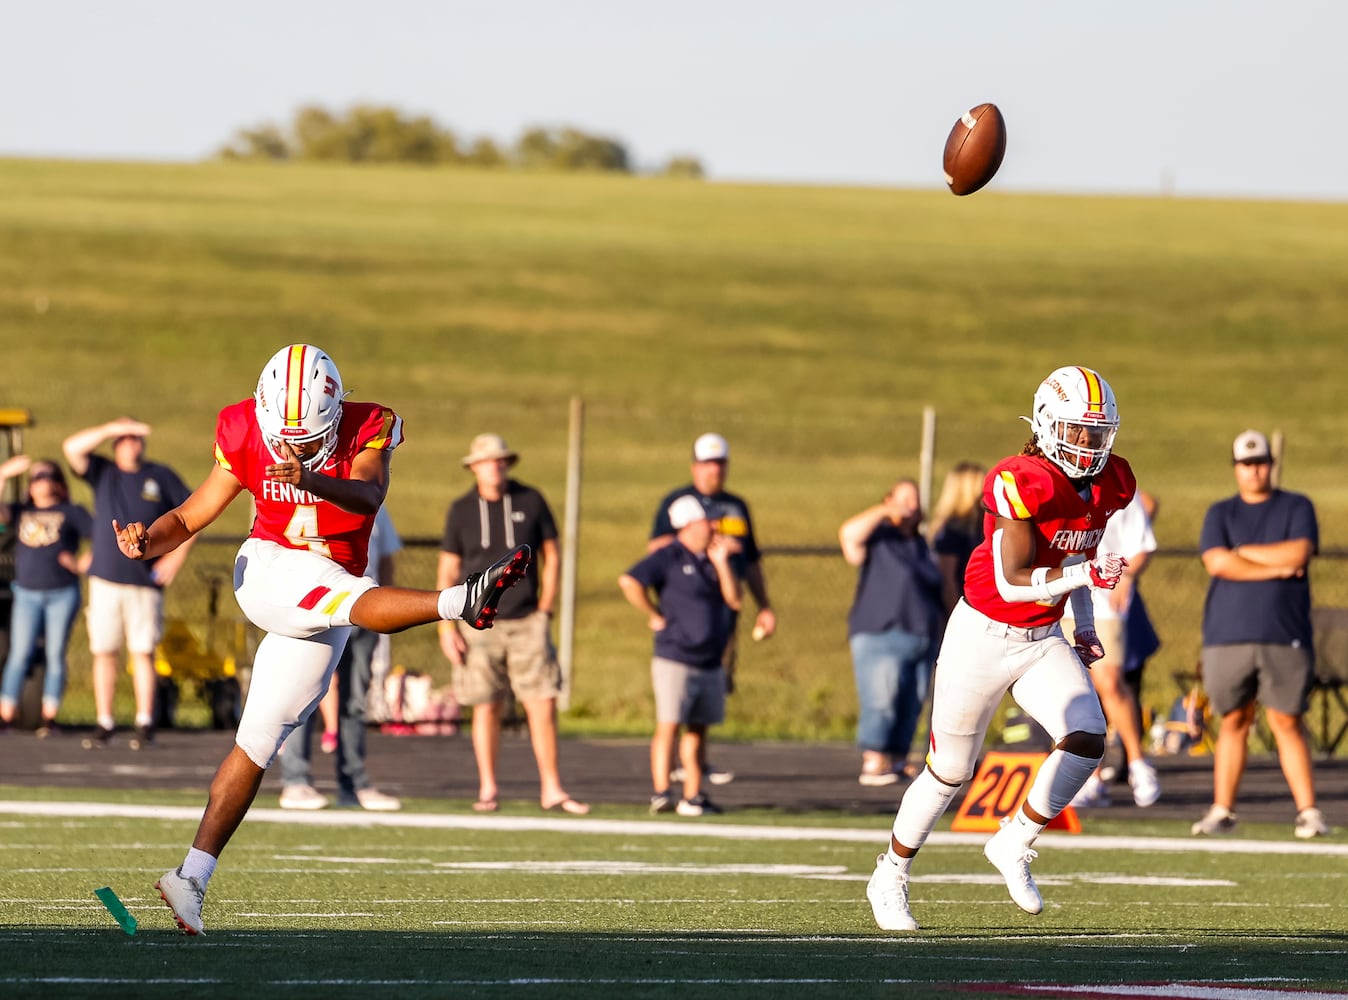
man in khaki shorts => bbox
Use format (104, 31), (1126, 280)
(63, 419), (194, 748)
(437, 433), (588, 815)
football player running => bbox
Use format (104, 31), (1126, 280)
(111, 344), (531, 936)
(867, 366), (1135, 931)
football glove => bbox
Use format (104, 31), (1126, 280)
(1073, 628), (1105, 667)
(1087, 552), (1128, 590)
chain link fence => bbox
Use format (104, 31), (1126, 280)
(9, 537), (1347, 752)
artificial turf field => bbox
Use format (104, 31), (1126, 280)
(2, 794), (1346, 999)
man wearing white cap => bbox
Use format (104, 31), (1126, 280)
(1192, 429), (1327, 839)
(621, 494), (742, 816)
(649, 433), (775, 784)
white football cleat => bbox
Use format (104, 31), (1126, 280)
(157, 867), (206, 936)
(983, 820), (1044, 915)
(866, 854), (918, 932)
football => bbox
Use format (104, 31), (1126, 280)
(943, 103), (1007, 196)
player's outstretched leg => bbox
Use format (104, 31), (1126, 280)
(463, 545), (532, 630)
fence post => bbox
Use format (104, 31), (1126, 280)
(920, 405), (936, 516)
(557, 396), (584, 710)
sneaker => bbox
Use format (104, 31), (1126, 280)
(670, 764), (736, 785)
(983, 819), (1044, 914)
(462, 544), (532, 630)
(859, 768), (901, 787)
(1191, 804), (1238, 836)
(81, 725), (115, 750)
(156, 867), (206, 936)
(320, 730), (338, 754)
(352, 787), (402, 812)
(676, 794), (723, 817)
(128, 724), (155, 750)
(1128, 759), (1161, 808)
(1070, 774), (1111, 808)
(1295, 807), (1330, 840)
(649, 791), (675, 814)
(279, 784), (330, 810)
(866, 854), (918, 931)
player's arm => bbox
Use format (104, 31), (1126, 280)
(113, 464), (242, 561)
(991, 517), (1126, 603)
(269, 442), (389, 514)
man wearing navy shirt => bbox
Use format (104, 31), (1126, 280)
(64, 418), (194, 748)
(621, 494), (742, 817)
(1192, 429), (1327, 839)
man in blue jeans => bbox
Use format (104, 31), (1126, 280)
(839, 478), (945, 786)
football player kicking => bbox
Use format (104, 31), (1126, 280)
(111, 344), (531, 936)
(867, 366), (1135, 931)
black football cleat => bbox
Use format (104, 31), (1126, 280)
(463, 545), (532, 630)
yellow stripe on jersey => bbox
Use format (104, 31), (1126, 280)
(364, 408), (403, 450)
(1077, 366), (1104, 413)
(321, 591), (351, 615)
(995, 470), (1032, 520)
(213, 443), (233, 471)
(284, 345), (306, 426)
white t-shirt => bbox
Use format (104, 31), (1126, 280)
(1067, 492), (1157, 623)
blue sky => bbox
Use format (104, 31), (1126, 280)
(3, 1), (1344, 200)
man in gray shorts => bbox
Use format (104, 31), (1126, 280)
(1192, 429), (1328, 839)
(620, 495), (742, 817)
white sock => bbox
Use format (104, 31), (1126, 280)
(437, 585), (466, 621)
(1026, 748), (1100, 817)
(97, 715), (115, 731)
(180, 847), (218, 885)
(890, 768), (964, 855)
(134, 713), (153, 728)
(1008, 807), (1047, 843)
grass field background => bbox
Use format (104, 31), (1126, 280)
(2, 159), (1347, 736)
(3, 789), (1347, 999)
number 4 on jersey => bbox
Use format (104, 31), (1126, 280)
(950, 751), (1081, 833)
(284, 504), (331, 557)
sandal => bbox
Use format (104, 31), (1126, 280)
(472, 798), (499, 813)
(542, 797), (590, 815)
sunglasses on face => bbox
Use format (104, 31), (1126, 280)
(30, 470), (61, 483)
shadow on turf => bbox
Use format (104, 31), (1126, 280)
(6, 928), (1348, 999)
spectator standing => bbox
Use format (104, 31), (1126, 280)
(839, 479), (945, 786)
(621, 494), (742, 816)
(1063, 490), (1162, 808)
(926, 461), (987, 615)
(278, 504), (404, 811)
(650, 432), (774, 783)
(1191, 430), (1328, 839)
(63, 419), (194, 748)
(437, 434), (588, 815)
(0, 457), (93, 735)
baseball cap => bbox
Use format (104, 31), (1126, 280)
(692, 433), (729, 463)
(668, 494), (708, 530)
(1232, 429), (1271, 464)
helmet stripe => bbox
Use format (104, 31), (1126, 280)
(1076, 367), (1104, 413)
(284, 345), (307, 425)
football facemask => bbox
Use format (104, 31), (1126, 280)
(254, 344), (345, 470)
(1029, 366), (1119, 479)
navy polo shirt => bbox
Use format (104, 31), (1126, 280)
(847, 522), (945, 641)
(625, 541), (732, 669)
(82, 454), (193, 588)
(1200, 489), (1318, 647)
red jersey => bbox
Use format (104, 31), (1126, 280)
(213, 399), (404, 575)
(962, 453), (1136, 628)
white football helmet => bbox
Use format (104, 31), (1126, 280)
(1028, 366), (1119, 478)
(254, 344), (345, 470)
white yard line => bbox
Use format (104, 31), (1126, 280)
(1, 800), (1346, 857)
